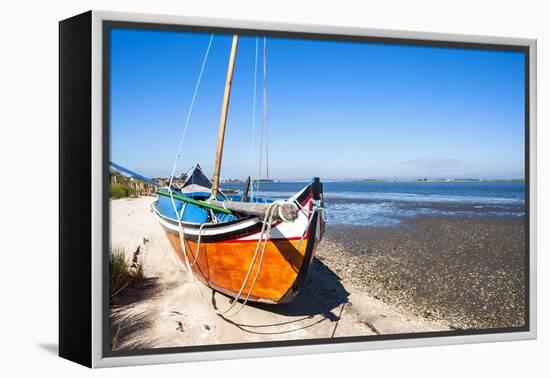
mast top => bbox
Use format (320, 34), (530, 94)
(211, 34), (239, 198)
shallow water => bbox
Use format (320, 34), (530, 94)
(223, 181), (525, 226)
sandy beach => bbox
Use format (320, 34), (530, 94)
(109, 196), (449, 351)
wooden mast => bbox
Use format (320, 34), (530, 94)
(212, 34), (239, 197)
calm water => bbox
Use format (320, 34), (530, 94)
(223, 181), (525, 226)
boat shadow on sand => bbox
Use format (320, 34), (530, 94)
(109, 259), (350, 344)
(212, 257), (350, 336)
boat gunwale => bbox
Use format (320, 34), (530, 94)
(153, 197), (314, 243)
(152, 182), (314, 229)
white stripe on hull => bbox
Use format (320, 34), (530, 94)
(153, 186), (313, 241)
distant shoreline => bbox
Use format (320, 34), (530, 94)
(355, 179), (525, 183)
(219, 179), (526, 184)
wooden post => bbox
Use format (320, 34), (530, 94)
(212, 34), (239, 198)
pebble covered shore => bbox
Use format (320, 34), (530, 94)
(315, 216), (526, 330)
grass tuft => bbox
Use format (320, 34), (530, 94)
(110, 247), (130, 297)
(111, 324), (121, 350)
(110, 247), (146, 300)
(109, 183), (137, 199)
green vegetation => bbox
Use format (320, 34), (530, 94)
(109, 169), (158, 198)
(109, 169), (138, 199)
(110, 247), (130, 297)
(110, 246), (146, 350)
(109, 247), (145, 299)
(109, 183), (137, 199)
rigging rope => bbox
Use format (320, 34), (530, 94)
(257, 36), (268, 195)
(163, 35), (308, 318)
(168, 186), (292, 317)
(223, 200), (283, 316)
(249, 36), (259, 201)
(189, 223), (207, 266)
(168, 34), (215, 189)
(263, 36), (269, 182)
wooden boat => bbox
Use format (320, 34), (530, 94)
(114, 34), (326, 305)
(153, 166), (325, 303)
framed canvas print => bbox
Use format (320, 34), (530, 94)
(59, 10), (537, 368)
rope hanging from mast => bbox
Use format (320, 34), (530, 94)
(163, 34), (306, 316)
(257, 36), (269, 193)
(249, 36), (259, 201)
(263, 36), (269, 182)
(168, 34), (214, 189)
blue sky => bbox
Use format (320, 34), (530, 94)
(109, 28), (525, 180)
